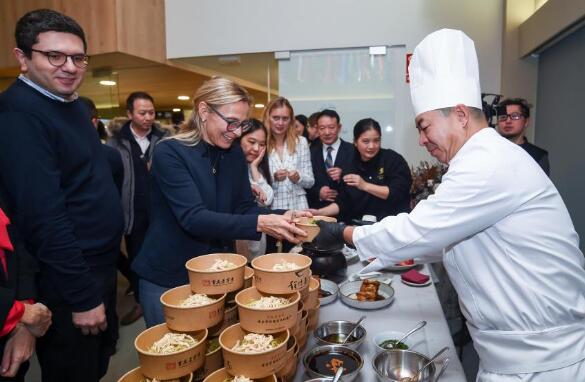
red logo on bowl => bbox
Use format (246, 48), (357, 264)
(166, 362), (177, 370)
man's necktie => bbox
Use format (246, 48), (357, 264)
(325, 146), (334, 169)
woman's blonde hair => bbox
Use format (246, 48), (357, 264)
(263, 96), (297, 154)
(171, 76), (253, 146)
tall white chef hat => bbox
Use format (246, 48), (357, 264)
(409, 29), (482, 117)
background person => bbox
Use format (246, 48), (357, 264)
(306, 109), (354, 211)
(236, 119), (274, 260)
(131, 78), (307, 327)
(264, 97), (314, 252)
(314, 29), (585, 381)
(294, 114), (309, 139)
(496, 97), (550, 175)
(0, 9), (124, 381)
(108, 92), (168, 326)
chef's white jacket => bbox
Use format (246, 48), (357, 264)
(354, 128), (585, 379)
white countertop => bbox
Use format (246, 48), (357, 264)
(292, 260), (467, 382)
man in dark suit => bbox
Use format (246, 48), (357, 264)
(306, 109), (354, 209)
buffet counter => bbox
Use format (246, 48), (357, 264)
(292, 261), (467, 381)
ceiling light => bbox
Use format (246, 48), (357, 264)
(99, 80), (116, 86)
(172, 108), (181, 112)
(177, 95), (190, 101)
(254, 103), (265, 109)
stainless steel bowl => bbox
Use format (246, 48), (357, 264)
(372, 349), (437, 382)
(313, 320), (367, 349)
(303, 345), (363, 382)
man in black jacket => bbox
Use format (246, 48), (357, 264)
(496, 98), (550, 175)
(306, 109), (354, 209)
(0, 9), (124, 381)
(108, 92), (168, 325)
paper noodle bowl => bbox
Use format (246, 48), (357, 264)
(186, 253), (247, 294)
(202, 368), (277, 382)
(117, 366), (193, 382)
(252, 254), (312, 294)
(275, 335), (298, 380)
(244, 266), (254, 288)
(208, 299), (238, 337)
(294, 215), (337, 242)
(192, 336), (223, 381)
(302, 276), (320, 309)
(160, 285), (226, 332)
(134, 323), (207, 380)
(235, 286), (300, 333)
(219, 323), (289, 379)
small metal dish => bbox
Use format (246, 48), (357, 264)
(303, 345), (363, 382)
(314, 320), (366, 350)
(372, 349), (443, 382)
(318, 278), (339, 305)
(338, 280), (395, 310)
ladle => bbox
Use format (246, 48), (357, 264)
(389, 320), (426, 349)
(400, 346), (449, 382)
(332, 366), (344, 382)
(341, 316), (366, 344)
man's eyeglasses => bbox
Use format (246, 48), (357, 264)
(30, 49), (90, 69)
(208, 104), (252, 133)
(497, 112), (525, 122)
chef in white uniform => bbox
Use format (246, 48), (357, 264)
(314, 29), (585, 381)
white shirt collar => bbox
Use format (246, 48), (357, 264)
(18, 74), (77, 103)
(130, 124), (152, 154)
(322, 137), (341, 152)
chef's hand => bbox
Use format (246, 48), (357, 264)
(319, 186), (338, 202)
(0, 324), (35, 378)
(343, 174), (366, 190)
(327, 167), (342, 182)
(313, 221), (346, 248)
(20, 303), (52, 338)
(273, 169), (288, 182)
(72, 303), (107, 336)
(258, 214), (307, 243)
(287, 170), (300, 184)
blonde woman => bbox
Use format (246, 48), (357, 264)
(132, 78), (307, 326)
(263, 97), (314, 252)
(264, 97), (314, 210)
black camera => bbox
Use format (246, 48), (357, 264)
(481, 93), (506, 127)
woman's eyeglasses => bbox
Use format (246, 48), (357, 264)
(208, 104), (252, 133)
(30, 49), (90, 69)
(497, 112), (525, 122)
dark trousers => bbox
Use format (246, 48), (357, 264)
(124, 211), (149, 301)
(36, 266), (118, 382)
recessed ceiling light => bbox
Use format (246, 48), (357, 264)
(254, 103), (265, 108)
(177, 95), (190, 101)
(172, 108), (181, 112)
(99, 80), (116, 86)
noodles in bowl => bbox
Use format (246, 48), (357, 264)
(232, 333), (282, 353)
(207, 258), (237, 271)
(246, 296), (291, 309)
(272, 260), (300, 271)
(180, 293), (217, 307)
(148, 333), (198, 355)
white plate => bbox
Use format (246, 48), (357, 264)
(339, 280), (395, 310)
(401, 278), (432, 287)
(318, 278), (338, 305)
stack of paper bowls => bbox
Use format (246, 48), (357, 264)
(249, 253), (318, 380)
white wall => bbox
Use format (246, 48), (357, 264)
(166, 0), (503, 95)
